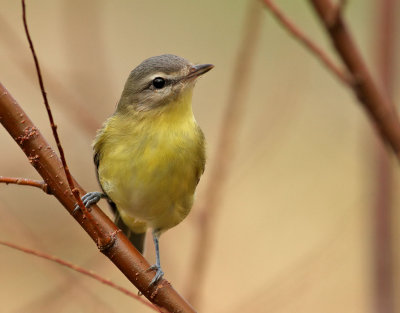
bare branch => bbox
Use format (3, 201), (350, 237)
(308, 0), (400, 156)
(21, 0), (93, 225)
(0, 176), (50, 194)
(371, 0), (397, 312)
(263, 0), (400, 158)
(261, 0), (352, 85)
(0, 13), (100, 134)
(0, 240), (160, 312)
(20, 0), (110, 249)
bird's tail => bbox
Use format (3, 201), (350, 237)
(107, 199), (146, 254)
(115, 216), (146, 253)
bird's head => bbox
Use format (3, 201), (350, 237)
(117, 54), (213, 113)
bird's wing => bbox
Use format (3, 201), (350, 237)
(195, 125), (206, 186)
(93, 149), (146, 253)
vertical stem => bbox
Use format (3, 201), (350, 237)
(309, 0), (400, 158)
(372, 0), (396, 312)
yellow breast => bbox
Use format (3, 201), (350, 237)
(94, 90), (205, 233)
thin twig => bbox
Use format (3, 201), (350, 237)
(0, 200), (137, 312)
(185, 0), (263, 306)
(0, 240), (160, 312)
(0, 176), (50, 194)
(21, 0), (96, 232)
(261, 0), (352, 86)
(0, 14), (100, 135)
(21, 0), (72, 190)
(263, 0), (400, 158)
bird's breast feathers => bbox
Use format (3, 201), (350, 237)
(94, 107), (205, 231)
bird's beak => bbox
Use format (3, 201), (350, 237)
(186, 64), (214, 79)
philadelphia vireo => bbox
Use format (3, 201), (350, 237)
(78, 54), (213, 286)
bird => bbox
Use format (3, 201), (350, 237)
(78, 54), (213, 286)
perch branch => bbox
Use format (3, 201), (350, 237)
(0, 82), (196, 313)
(0, 176), (50, 194)
(0, 240), (160, 312)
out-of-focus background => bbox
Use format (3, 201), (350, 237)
(1, 0), (400, 312)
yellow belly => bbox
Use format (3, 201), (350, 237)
(96, 111), (205, 233)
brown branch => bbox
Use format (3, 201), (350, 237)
(371, 0), (397, 312)
(185, 0), (263, 306)
(22, 0), (71, 188)
(307, 0), (400, 158)
(21, 0), (90, 221)
(261, 0), (352, 86)
(0, 240), (160, 312)
(20, 0), (101, 246)
(0, 82), (196, 313)
(0, 176), (50, 194)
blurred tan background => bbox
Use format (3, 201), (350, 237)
(1, 0), (400, 312)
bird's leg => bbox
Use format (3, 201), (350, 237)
(146, 229), (164, 286)
(73, 191), (106, 213)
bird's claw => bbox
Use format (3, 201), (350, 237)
(146, 264), (164, 287)
(73, 192), (104, 214)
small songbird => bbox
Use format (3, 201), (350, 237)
(79, 54), (213, 286)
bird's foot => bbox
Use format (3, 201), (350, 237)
(73, 191), (105, 213)
(146, 264), (164, 287)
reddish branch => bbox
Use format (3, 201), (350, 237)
(308, 0), (400, 157)
(0, 82), (196, 313)
(0, 240), (160, 312)
(21, 0), (106, 250)
(261, 0), (352, 86)
(371, 0), (396, 312)
(21, 0), (93, 228)
(0, 13), (100, 134)
(21, 0), (105, 254)
(21, 0), (72, 189)
(262, 0), (400, 158)
(262, 0), (399, 309)
(0, 176), (50, 193)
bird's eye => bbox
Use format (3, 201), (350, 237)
(152, 77), (166, 89)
